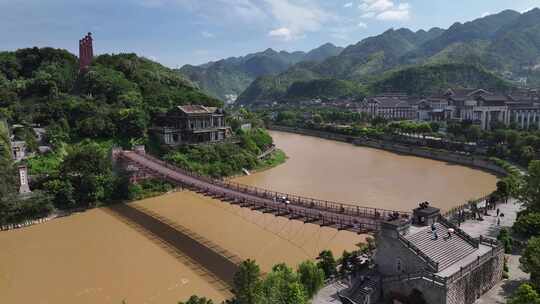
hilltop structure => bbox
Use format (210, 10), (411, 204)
(79, 32), (94, 72)
(151, 105), (232, 146)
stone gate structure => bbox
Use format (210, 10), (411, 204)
(342, 205), (504, 304)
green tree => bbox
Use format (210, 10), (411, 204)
(233, 259), (263, 304)
(508, 283), (540, 304)
(43, 179), (76, 209)
(519, 161), (540, 212)
(520, 237), (540, 289)
(316, 250), (337, 279)
(339, 251), (354, 277)
(262, 263), (307, 304)
(497, 228), (513, 254)
(178, 295), (214, 304)
(496, 180), (510, 202)
(297, 261), (324, 298)
(312, 114), (323, 124)
(283, 282), (308, 304)
(465, 125), (482, 142)
(60, 141), (113, 206)
(514, 213), (540, 237)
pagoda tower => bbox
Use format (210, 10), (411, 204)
(79, 32), (94, 73)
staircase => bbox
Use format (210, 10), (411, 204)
(344, 277), (379, 304)
(404, 222), (477, 271)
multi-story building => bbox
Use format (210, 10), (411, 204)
(357, 95), (417, 121)
(152, 105), (232, 146)
(360, 88), (540, 130)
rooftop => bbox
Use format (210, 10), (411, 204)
(413, 206), (440, 216)
(370, 97), (412, 108)
(405, 222), (479, 274)
(177, 105), (222, 114)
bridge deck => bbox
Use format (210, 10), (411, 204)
(119, 151), (411, 233)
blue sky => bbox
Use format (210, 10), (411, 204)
(0, 0), (539, 67)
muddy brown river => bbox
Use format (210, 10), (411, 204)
(0, 131), (497, 304)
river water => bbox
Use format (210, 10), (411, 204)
(0, 131), (497, 304)
(237, 131), (498, 211)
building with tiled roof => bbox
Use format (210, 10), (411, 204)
(152, 105), (232, 146)
(357, 95), (418, 121)
(358, 88), (540, 130)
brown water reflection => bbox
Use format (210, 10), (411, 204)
(236, 131), (498, 211)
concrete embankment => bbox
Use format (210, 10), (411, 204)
(268, 125), (507, 176)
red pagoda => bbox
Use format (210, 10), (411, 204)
(79, 32), (94, 73)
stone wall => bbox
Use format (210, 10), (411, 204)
(375, 233), (430, 276)
(383, 277), (447, 304)
(268, 125), (507, 176)
(446, 249), (504, 304)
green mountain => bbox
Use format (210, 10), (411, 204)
(0, 47), (219, 142)
(486, 8), (540, 72)
(237, 8), (540, 105)
(371, 64), (512, 95)
(178, 43), (343, 101)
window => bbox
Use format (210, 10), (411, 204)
(396, 258), (403, 273)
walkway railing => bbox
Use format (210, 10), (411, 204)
(119, 151), (402, 232)
(438, 215), (480, 248)
(382, 271), (446, 287)
(445, 243), (504, 284)
(128, 151), (411, 222)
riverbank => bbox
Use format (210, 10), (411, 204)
(268, 125), (507, 176)
(2, 130), (287, 231)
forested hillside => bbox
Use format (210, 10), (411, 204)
(237, 8), (540, 105)
(0, 47), (223, 224)
(0, 48), (220, 144)
(178, 43), (343, 101)
(371, 64), (512, 95)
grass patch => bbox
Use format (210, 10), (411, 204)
(257, 149), (287, 171)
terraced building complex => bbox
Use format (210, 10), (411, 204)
(357, 88), (540, 130)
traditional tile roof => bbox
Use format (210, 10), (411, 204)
(476, 95), (510, 106)
(177, 105), (211, 114)
(445, 88), (492, 99)
(176, 105), (223, 115)
(370, 97), (412, 108)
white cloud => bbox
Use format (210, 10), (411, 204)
(376, 9), (409, 21)
(359, 0), (393, 12)
(344, 2), (353, 8)
(265, 0), (332, 41)
(139, 0), (267, 24)
(359, 0), (410, 21)
(201, 31), (215, 38)
(361, 12), (376, 18)
(357, 22), (367, 28)
(268, 27), (294, 40)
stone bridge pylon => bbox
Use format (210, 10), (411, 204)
(112, 145), (411, 234)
